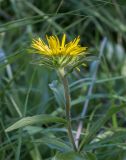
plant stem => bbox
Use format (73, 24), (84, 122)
(112, 102), (118, 128)
(58, 68), (77, 152)
(112, 113), (118, 128)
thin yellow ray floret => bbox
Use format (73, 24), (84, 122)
(31, 34), (87, 56)
(61, 34), (66, 48)
(31, 38), (52, 55)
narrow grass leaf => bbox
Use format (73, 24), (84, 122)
(79, 105), (125, 151)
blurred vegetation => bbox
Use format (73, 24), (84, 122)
(0, 0), (126, 160)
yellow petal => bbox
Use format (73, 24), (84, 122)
(61, 34), (66, 48)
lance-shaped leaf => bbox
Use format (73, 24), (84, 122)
(34, 137), (71, 152)
(5, 114), (66, 132)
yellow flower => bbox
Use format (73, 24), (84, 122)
(30, 34), (88, 70)
(31, 34), (87, 56)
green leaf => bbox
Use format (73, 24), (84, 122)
(53, 152), (85, 160)
(84, 130), (126, 151)
(79, 106), (125, 151)
(85, 152), (97, 160)
(0, 15), (47, 33)
(5, 114), (66, 132)
(35, 137), (71, 152)
(49, 80), (65, 108)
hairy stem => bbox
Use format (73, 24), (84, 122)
(58, 68), (77, 152)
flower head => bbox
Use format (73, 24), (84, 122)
(30, 34), (88, 70)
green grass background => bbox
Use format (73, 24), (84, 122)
(0, 0), (126, 159)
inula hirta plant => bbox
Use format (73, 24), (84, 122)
(5, 34), (88, 152)
(31, 34), (88, 151)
